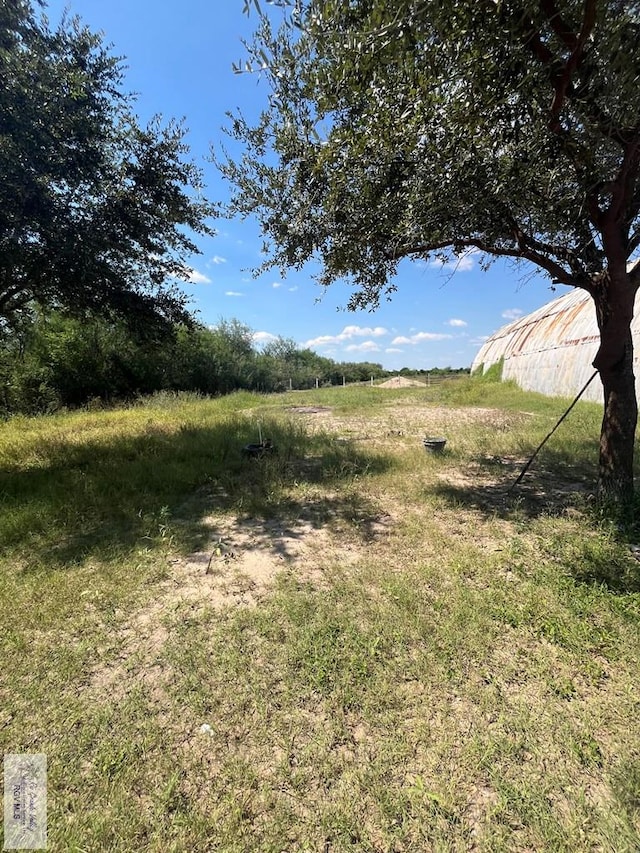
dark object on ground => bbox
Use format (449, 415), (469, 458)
(242, 439), (276, 458)
(423, 436), (447, 453)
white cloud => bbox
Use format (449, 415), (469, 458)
(210, 255), (227, 265)
(391, 332), (453, 345)
(304, 334), (339, 348)
(304, 325), (389, 348)
(342, 324), (388, 338)
(345, 341), (381, 353)
(447, 318), (467, 327)
(502, 308), (523, 320)
(471, 335), (490, 346)
(289, 286), (298, 292)
(272, 281), (283, 288)
(225, 291), (243, 297)
(413, 332), (453, 342)
(453, 254), (475, 272)
(253, 331), (277, 344)
(385, 347), (403, 353)
(430, 249), (478, 272)
(186, 268), (212, 285)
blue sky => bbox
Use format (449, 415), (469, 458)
(44, 0), (561, 370)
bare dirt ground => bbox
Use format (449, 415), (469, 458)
(88, 509), (395, 709)
(377, 376), (426, 388)
(289, 402), (526, 436)
(290, 402), (589, 508)
(88, 401), (573, 704)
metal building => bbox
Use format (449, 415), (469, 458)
(471, 287), (637, 404)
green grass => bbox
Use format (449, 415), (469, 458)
(1, 380), (639, 851)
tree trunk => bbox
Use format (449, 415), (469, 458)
(592, 274), (637, 504)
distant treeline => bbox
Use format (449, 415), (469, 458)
(0, 310), (417, 415)
(394, 366), (470, 377)
(0, 311), (471, 415)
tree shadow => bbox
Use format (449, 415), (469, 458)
(182, 491), (390, 570)
(431, 449), (595, 519)
(430, 449), (640, 594)
(1, 416), (394, 571)
(568, 550), (640, 595)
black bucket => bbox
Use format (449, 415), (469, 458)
(423, 436), (447, 453)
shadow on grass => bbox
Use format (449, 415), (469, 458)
(0, 415), (393, 570)
(568, 551), (640, 595)
(430, 449), (640, 595)
(431, 447), (596, 518)
(180, 490), (389, 568)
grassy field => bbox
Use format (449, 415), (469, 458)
(1, 379), (639, 852)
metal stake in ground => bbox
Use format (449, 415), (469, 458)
(509, 371), (598, 494)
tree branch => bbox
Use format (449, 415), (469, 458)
(518, 232), (588, 278)
(521, 1), (623, 143)
(521, 26), (555, 66)
(609, 136), (640, 225)
(491, 204), (595, 283)
(546, 0), (596, 124)
(388, 236), (593, 292)
(539, 0), (577, 47)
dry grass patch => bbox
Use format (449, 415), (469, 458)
(290, 401), (527, 442)
(2, 384), (639, 851)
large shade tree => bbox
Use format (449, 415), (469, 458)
(219, 0), (640, 502)
(0, 0), (214, 336)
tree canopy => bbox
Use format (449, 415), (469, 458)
(223, 0), (639, 301)
(220, 0), (640, 500)
(0, 0), (214, 335)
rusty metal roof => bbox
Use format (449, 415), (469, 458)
(471, 288), (622, 403)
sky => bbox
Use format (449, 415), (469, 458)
(43, 0), (564, 370)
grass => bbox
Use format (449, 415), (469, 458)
(1, 381), (639, 851)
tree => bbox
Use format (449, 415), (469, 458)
(0, 309), (176, 413)
(219, 0), (640, 502)
(260, 335), (337, 388)
(207, 319), (259, 394)
(0, 0), (214, 336)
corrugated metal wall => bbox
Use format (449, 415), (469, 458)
(471, 287), (640, 404)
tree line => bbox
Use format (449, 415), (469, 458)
(0, 310), (393, 415)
